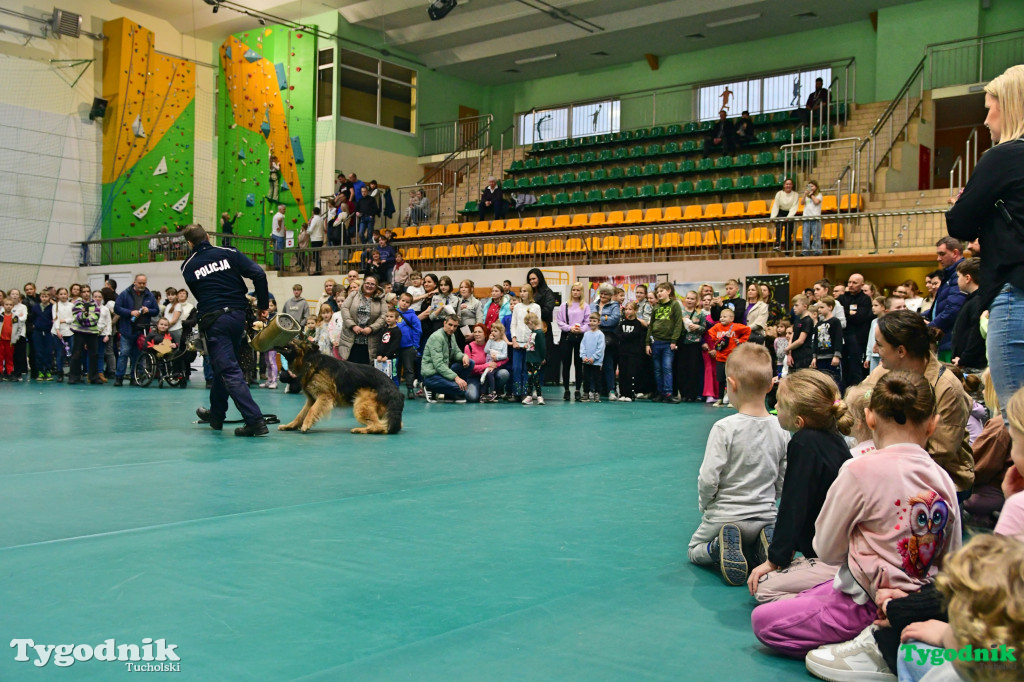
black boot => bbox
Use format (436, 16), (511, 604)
(195, 407), (223, 431)
(235, 419), (269, 437)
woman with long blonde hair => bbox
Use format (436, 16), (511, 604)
(556, 282), (590, 401)
(947, 64), (1024, 415)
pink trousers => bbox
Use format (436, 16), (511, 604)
(750, 580), (877, 657)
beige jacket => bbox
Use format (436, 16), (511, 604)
(338, 291), (387, 359)
(863, 358), (975, 491)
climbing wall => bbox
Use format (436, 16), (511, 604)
(217, 26), (317, 239)
(100, 18), (195, 238)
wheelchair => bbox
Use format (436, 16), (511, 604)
(133, 318), (199, 388)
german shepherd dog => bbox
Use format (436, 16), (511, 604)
(277, 337), (404, 434)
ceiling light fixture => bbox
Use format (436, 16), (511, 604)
(514, 53), (558, 65)
(706, 13), (761, 28)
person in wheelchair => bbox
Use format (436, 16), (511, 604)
(134, 317), (196, 388)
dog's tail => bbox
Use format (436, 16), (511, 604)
(386, 391), (404, 434)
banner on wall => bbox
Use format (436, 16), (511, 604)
(745, 274), (791, 312)
(673, 281), (730, 302)
(581, 274), (666, 304)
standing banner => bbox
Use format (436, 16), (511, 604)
(582, 274), (665, 304)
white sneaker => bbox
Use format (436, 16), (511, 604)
(805, 625), (895, 682)
(608, 392), (617, 401)
(618, 396), (633, 402)
(635, 393), (647, 400)
(537, 396), (545, 405)
(522, 396), (533, 405)
(455, 398), (467, 404)
(423, 387), (436, 403)
(706, 396), (716, 404)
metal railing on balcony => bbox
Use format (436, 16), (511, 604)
(76, 232), (271, 268)
(419, 114), (493, 156)
(927, 28), (1024, 89)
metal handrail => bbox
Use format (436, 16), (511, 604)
(419, 114), (493, 156)
(949, 156), (963, 197)
(965, 127), (978, 181)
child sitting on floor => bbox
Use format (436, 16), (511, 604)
(689, 343), (789, 586)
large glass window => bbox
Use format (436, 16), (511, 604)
(339, 49), (416, 133)
(517, 99), (620, 145)
(317, 48), (334, 119)
(698, 67), (831, 120)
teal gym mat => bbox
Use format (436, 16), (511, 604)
(1, 382), (804, 680)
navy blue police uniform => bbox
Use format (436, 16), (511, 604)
(182, 239), (268, 429)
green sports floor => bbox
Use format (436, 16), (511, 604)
(1, 382), (805, 681)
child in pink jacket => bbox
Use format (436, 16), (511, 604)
(751, 370), (962, 657)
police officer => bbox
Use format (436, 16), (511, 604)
(181, 224), (270, 436)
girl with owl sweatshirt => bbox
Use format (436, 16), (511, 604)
(751, 370), (962, 658)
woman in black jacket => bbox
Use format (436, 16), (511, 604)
(527, 268), (558, 383)
(946, 64), (1024, 414)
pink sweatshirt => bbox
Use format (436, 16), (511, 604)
(813, 443), (962, 601)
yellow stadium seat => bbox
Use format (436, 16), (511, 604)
(449, 245), (464, 259)
(553, 215), (572, 229)
(496, 242), (512, 257)
(588, 212), (607, 227)
(682, 205), (704, 221)
(792, 224), (803, 243)
(416, 225), (432, 238)
(465, 244), (480, 258)
(663, 206), (684, 222)
(445, 223), (460, 236)
(724, 228), (748, 246)
(620, 235), (641, 251)
(601, 235), (621, 251)
(483, 243), (497, 257)
(823, 222), (844, 241)
(404, 246), (420, 260)
(640, 233), (654, 249)
(749, 226), (771, 245)
(642, 208), (663, 223)
(512, 240), (534, 256)
(840, 193), (861, 211)
(571, 214), (589, 228)
(744, 200), (769, 217)
(724, 202), (745, 219)
(475, 220), (492, 234)
(703, 204), (724, 221)
(546, 239), (564, 254)
(660, 232), (681, 249)
(565, 237), (585, 253)
(606, 211), (626, 226)
(821, 195), (839, 213)
(681, 232), (701, 249)
(536, 216), (554, 230)
(504, 218), (520, 232)
(459, 222), (475, 235)
(435, 245), (451, 259)
(701, 230), (720, 247)
(623, 209), (644, 225)
(534, 240), (548, 256)
(390, 227), (404, 239)
(419, 245), (435, 260)
(521, 217), (538, 231)
(796, 199), (805, 215)
(429, 224), (445, 237)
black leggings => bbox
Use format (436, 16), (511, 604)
(560, 333), (583, 390)
(674, 342), (704, 400)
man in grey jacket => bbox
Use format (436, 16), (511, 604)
(281, 284), (310, 329)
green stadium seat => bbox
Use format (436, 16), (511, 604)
(818, 125), (832, 139)
(567, 153), (581, 165)
(773, 129), (791, 143)
(657, 181), (675, 196)
(642, 163), (658, 176)
(551, 154), (566, 166)
(682, 140), (699, 153)
(537, 194), (554, 206)
(753, 114), (770, 125)
(683, 122), (698, 134)
(610, 132), (626, 142)
(663, 141), (679, 154)
(509, 160), (525, 171)
(771, 111), (788, 123)
(548, 140), (565, 149)
(676, 181), (694, 195)
(546, 173), (559, 185)
(715, 156), (733, 169)
(660, 161), (677, 174)
(462, 201), (478, 214)
(524, 158), (538, 170)
(574, 170), (589, 183)
(735, 153), (753, 167)
(554, 192), (569, 205)
(560, 171), (576, 184)
(598, 149), (613, 162)
(620, 130), (634, 141)
(629, 145), (645, 157)
(585, 189), (602, 203)
(626, 164), (642, 178)
(700, 120), (714, 131)
(569, 190), (585, 204)
(678, 159), (696, 172)
(756, 151), (774, 165)
(666, 124), (682, 135)
(538, 157), (552, 168)
(582, 151), (596, 163)
(530, 176), (546, 188)
(695, 179), (714, 193)
(715, 177), (735, 191)
(646, 144), (661, 155)
(650, 126), (665, 137)
(609, 167), (625, 180)
(603, 187), (621, 200)
(756, 131), (771, 144)
(634, 128), (649, 139)
(640, 184), (657, 198)
(502, 179), (514, 190)
(698, 158), (714, 171)
(516, 177), (530, 189)
(773, 151), (786, 163)
(613, 147), (629, 160)
(777, 173), (787, 184)
(755, 173), (776, 187)
(530, 142), (546, 153)
(622, 186), (638, 200)
(591, 169), (606, 182)
(736, 175), (755, 190)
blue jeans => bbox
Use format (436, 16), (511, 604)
(801, 219), (822, 254)
(896, 641), (943, 682)
(116, 331), (142, 379)
(651, 340), (675, 396)
(32, 330), (53, 374)
(511, 347), (528, 396)
(207, 310), (263, 425)
(358, 216), (375, 243)
(987, 283), (1024, 421)
(423, 361), (475, 399)
(272, 234), (285, 270)
(465, 369), (509, 403)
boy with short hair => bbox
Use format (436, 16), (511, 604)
(711, 278), (746, 324)
(786, 294), (814, 370)
(405, 271), (425, 303)
(706, 307), (751, 407)
(812, 295), (844, 388)
(689, 343), (789, 585)
(579, 312), (606, 403)
(375, 308), (403, 387)
(952, 257), (986, 374)
(646, 282), (683, 403)
(396, 292), (422, 398)
(0, 297), (18, 379)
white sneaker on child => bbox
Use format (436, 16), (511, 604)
(537, 396), (545, 405)
(804, 625), (895, 682)
(522, 396), (533, 405)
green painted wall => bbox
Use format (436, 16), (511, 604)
(102, 100), (195, 237)
(980, 0), (1024, 35)
(217, 25), (318, 237)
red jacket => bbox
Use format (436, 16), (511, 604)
(707, 322), (751, 362)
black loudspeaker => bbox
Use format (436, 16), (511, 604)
(428, 0), (457, 21)
(89, 97), (108, 121)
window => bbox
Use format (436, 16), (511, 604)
(338, 49), (416, 133)
(517, 99), (620, 145)
(317, 48), (334, 119)
(698, 67), (831, 120)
